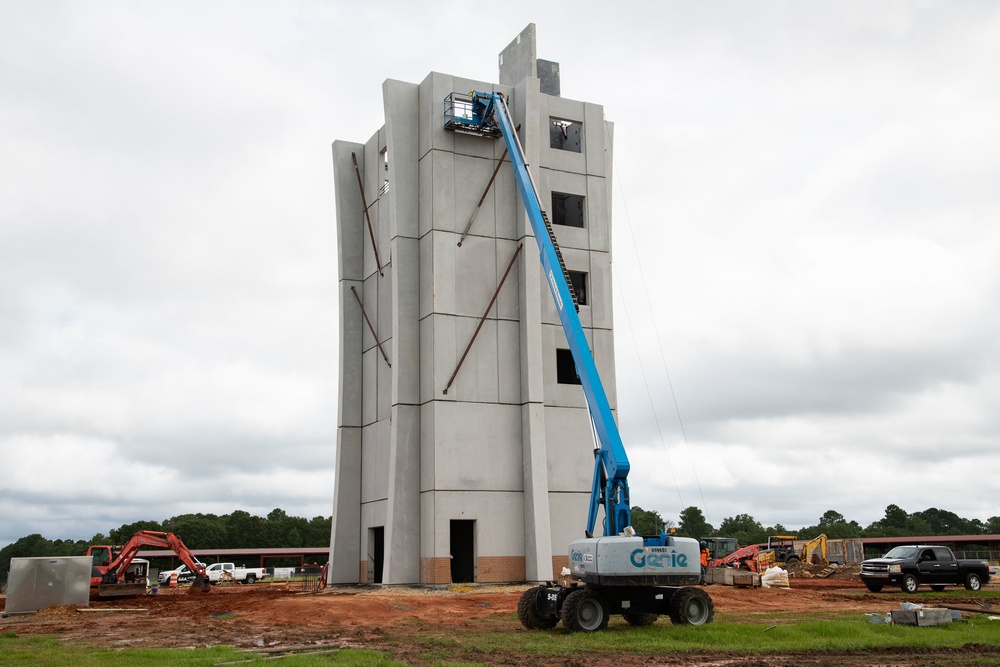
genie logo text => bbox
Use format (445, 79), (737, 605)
(630, 548), (688, 569)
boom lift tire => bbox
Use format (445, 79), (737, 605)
(562, 588), (609, 633)
(668, 587), (714, 626)
(622, 611), (659, 627)
(517, 587), (558, 630)
(901, 574), (919, 594)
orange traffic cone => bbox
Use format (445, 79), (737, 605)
(170, 572), (178, 587)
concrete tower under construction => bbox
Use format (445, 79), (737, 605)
(328, 24), (617, 585)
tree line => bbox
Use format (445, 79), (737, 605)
(631, 504), (1000, 549)
(0, 509), (331, 586)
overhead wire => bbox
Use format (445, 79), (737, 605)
(606, 120), (712, 527)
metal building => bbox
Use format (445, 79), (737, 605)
(328, 24), (617, 585)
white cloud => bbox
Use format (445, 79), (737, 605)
(2, 1), (1000, 549)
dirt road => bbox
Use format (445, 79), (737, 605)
(3, 575), (998, 666)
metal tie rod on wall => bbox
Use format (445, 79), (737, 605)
(352, 152), (385, 277)
(443, 243), (523, 395)
(457, 125), (520, 248)
(351, 285), (391, 368)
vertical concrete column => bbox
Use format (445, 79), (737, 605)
(381, 79), (422, 584)
(513, 78), (555, 582)
(329, 141), (366, 583)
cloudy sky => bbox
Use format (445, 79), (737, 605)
(2, 1), (998, 549)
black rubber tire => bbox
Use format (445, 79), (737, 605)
(245, 574), (256, 584)
(517, 586), (557, 630)
(901, 574), (919, 594)
(864, 582), (884, 593)
(930, 584), (945, 592)
(622, 611), (658, 627)
(965, 573), (982, 591)
(561, 588), (609, 633)
(668, 587), (715, 626)
(785, 556), (800, 565)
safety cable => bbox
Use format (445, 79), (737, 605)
(606, 120), (711, 526)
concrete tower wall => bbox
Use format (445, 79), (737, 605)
(330, 24), (617, 585)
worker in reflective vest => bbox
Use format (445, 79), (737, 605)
(700, 541), (710, 585)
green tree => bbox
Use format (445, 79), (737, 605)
(630, 506), (671, 535)
(676, 506), (713, 540)
(0, 534), (59, 586)
(986, 516), (1000, 534)
(163, 513), (228, 548)
(818, 510), (846, 527)
(718, 514), (765, 547)
(108, 520), (163, 545)
(306, 516), (332, 546)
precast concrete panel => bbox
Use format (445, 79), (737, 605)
(429, 491), (525, 556)
(332, 141), (366, 281)
(376, 262), (394, 349)
(453, 235), (499, 318)
(430, 150), (457, 234)
(361, 348), (378, 426)
(583, 103), (608, 177)
(419, 402), (437, 492)
(329, 425), (362, 583)
(376, 337), (392, 421)
(497, 319), (522, 405)
(499, 24), (538, 87)
(393, 238), (421, 406)
(448, 317), (500, 402)
(585, 174), (611, 253)
(361, 420), (391, 503)
(454, 153), (498, 240)
(549, 491), (593, 558)
(544, 406), (598, 492)
(586, 250), (613, 330)
(431, 401), (523, 491)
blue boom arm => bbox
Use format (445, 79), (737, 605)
(466, 91), (631, 538)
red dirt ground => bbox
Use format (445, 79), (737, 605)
(3, 571), (999, 666)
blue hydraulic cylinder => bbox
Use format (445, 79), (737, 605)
(468, 91), (631, 538)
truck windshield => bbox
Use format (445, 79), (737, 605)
(883, 546), (918, 559)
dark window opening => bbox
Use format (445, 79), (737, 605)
(556, 348), (581, 385)
(550, 117), (582, 152)
(380, 148), (390, 195)
(568, 270), (588, 306)
(551, 192), (585, 228)
(450, 520), (475, 583)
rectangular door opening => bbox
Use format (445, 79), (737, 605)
(368, 526), (384, 584)
(450, 520), (475, 583)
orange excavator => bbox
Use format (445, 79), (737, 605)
(87, 530), (210, 598)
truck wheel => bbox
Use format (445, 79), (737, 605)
(863, 582), (883, 593)
(965, 573), (982, 591)
(668, 587), (715, 626)
(561, 588), (609, 633)
(900, 574), (919, 594)
(245, 574), (256, 584)
(517, 587), (557, 630)
(930, 585), (945, 592)
(622, 611), (658, 627)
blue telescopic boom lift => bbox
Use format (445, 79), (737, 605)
(444, 91), (715, 632)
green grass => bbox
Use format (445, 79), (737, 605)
(4, 611), (1000, 666)
(0, 632), (405, 666)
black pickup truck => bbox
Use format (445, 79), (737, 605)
(860, 545), (990, 593)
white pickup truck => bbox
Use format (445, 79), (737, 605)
(204, 562), (268, 584)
